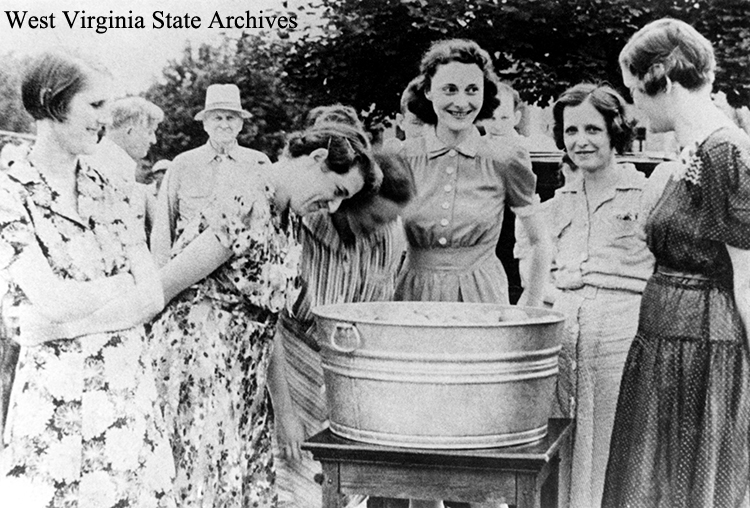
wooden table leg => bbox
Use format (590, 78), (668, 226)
(321, 461), (343, 508)
(540, 456), (560, 508)
(516, 474), (541, 508)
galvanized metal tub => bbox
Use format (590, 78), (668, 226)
(312, 302), (565, 449)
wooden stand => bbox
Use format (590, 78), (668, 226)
(302, 418), (573, 507)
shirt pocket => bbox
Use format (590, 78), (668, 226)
(179, 186), (213, 224)
(610, 209), (641, 241)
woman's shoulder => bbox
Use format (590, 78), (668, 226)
(399, 136), (428, 157)
(477, 137), (533, 176)
(702, 126), (750, 158)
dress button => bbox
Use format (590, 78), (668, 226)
(446, 167), (455, 175)
(441, 202), (450, 210)
(448, 149), (457, 157)
(438, 237), (448, 246)
(444, 184), (452, 192)
(440, 218), (449, 226)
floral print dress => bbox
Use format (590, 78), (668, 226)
(150, 169), (301, 508)
(0, 158), (175, 508)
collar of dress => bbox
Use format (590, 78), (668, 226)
(424, 126), (480, 159)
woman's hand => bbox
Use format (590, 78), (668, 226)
(276, 409), (307, 462)
(14, 306), (67, 346)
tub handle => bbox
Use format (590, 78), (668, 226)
(330, 323), (361, 353)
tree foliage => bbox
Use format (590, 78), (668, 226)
(0, 53), (33, 135)
(283, 0), (750, 128)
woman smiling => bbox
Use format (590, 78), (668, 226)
(394, 39), (550, 309)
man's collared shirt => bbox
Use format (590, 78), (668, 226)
(150, 140), (270, 265)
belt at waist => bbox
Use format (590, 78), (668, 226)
(656, 266), (712, 281)
(406, 245), (496, 272)
(560, 285), (640, 299)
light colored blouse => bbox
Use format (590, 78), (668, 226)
(395, 126), (538, 303)
(519, 163), (658, 295)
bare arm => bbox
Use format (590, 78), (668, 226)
(727, 244), (750, 347)
(159, 228), (232, 303)
(9, 244), (135, 323)
(266, 325), (306, 460)
(16, 244), (165, 345)
(19, 229), (232, 344)
(515, 211), (553, 307)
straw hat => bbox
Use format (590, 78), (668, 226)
(194, 84), (252, 121)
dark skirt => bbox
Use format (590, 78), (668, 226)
(602, 272), (750, 508)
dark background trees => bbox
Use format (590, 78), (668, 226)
(2, 0), (749, 159)
(283, 0), (750, 132)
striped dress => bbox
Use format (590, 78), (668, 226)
(275, 213), (405, 508)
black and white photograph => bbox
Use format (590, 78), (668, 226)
(1, 1), (749, 507)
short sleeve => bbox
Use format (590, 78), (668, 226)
(0, 176), (36, 271)
(699, 135), (750, 249)
(495, 144), (537, 212)
(207, 188), (268, 258)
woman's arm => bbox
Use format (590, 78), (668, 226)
(727, 244), (750, 347)
(266, 325), (306, 460)
(9, 244), (136, 323)
(15, 244), (164, 345)
(18, 229), (232, 344)
(515, 211), (552, 307)
(159, 228), (232, 303)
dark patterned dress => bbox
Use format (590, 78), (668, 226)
(603, 127), (750, 507)
(150, 168), (301, 508)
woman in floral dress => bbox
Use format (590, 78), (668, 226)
(603, 19), (750, 507)
(150, 119), (379, 508)
(0, 52), (175, 508)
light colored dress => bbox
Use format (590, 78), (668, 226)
(150, 167), (301, 508)
(0, 158), (175, 508)
(394, 127), (537, 303)
(275, 213), (405, 507)
(537, 163), (657, 508)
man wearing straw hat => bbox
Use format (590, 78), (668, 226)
(151, 83), (271, 266)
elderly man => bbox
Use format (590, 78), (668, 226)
(87, 96), (164, 185)
(85, 96), (164, 239)
(150, 83), (270, 266)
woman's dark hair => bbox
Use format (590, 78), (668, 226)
(304, 104), (367, 136)
(552, 83), (636, 154)
(619, 18), (715, 96)
(372, 150), (415, 205)
(22, 52), (106, 122)
(286, 119), (381, 195)
(341, 149), (415, 210)
(407, 39), (500, 125)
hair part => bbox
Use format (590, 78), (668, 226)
(407, 38), (500, 125)
(552, 82), (636, 154)
(110, 96), (164, 130)
(22, 51), (109, 122)
(286, 118), (381, 195)
(619, 18), (715, 96)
